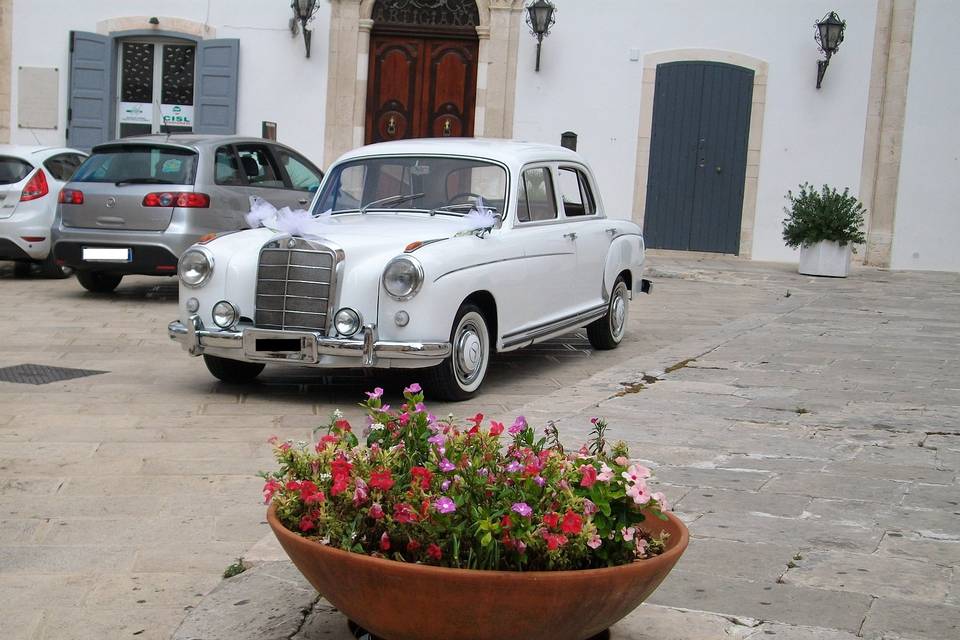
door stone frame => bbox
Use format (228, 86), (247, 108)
(323, 0), (525, 167)
(632, 49), (768, 258)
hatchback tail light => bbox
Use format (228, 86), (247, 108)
(142, 192), (210, 208)
(20, 170), (49, 201)
(58, 188), (84, 204)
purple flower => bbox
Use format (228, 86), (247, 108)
(404, 383), (421, 394)
(441, 479), (451, 491)
(366, 387), (384, 399)
(439, 458), (456, 472)
(509, 416), (527, 435)
(505, 460), (522, 473)
(511, 502), (533, 517)
(415, 402), (426, 413)
(434, 497), (456, 514)
(534, 476), (546, 487)
(427, 433), (445, 447)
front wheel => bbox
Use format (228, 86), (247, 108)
(77, 270), (122, 293)
(587, 277), (629, 350)
(425, 303), (491, 401)
(203, 355), (265, 384)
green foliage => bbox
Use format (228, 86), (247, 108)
(223, 560), (246, 578)
(782, 183), (866, 248)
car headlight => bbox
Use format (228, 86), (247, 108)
(179, 247), (214, 288)
(382, 255), (424, 301)
(334, 307), (361, 336)
(212, 300), (239, 329)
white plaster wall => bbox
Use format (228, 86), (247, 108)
(8, 0), (331, 167)
(890, 0), (959, 272)
(512, 0), (878, 263)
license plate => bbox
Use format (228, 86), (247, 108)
(83, 247), (132, 262)
(243, 330), (318, 363)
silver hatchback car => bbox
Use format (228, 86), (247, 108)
(52, 135), (323, 292)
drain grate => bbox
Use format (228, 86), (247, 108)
(0, 363), (107, 385)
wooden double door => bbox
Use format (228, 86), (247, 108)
(365, 33), (478, 144)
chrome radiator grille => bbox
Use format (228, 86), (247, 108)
(254, 238), (336, 333)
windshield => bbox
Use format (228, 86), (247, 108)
(314, 156), (507, 216)
(71, 145), (198, 185)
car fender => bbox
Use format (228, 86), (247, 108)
(604, 230), (645, 296)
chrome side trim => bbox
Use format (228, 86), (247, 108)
(433, 252), (574, 283)
(501, 303), (608, 350)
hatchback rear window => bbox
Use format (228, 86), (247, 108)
(71, 145), (198, 185)
(0, 156), (34, 185)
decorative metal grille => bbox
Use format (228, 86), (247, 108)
(372, 0), (480, 28)
(120, 42), (154, 103)
(0, 364), (107, 386)
(255, 238), (337, 334)
(161, 45), (196, 106)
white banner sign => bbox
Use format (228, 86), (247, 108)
(161, 104), (193, 127)
(118, 102), (151, 125)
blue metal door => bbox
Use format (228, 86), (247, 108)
(643, 62), (754, 254)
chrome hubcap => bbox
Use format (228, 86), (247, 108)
(455, 324), (484, 382)
(611, 289), (627, 339)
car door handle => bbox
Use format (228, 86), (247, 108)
(563, 232), (577, 240)
(298, 198), (309, 205)
(606, 227), (618, 235)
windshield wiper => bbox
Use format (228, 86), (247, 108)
(429, 203), (500, 217)
(114, 178), (178, 186)
(360, 193), (425, 214)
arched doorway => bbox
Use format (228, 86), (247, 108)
(364, 0), (480, 144)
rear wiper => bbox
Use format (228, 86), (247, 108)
(360, 193), (425, 214)
(114, 178), (178, 186)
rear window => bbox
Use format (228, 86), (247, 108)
(0, 156), (34, 185)
(71, 145), (198, 185)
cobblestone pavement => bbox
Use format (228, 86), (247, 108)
(175, 255), (959, 640)
(0, 253), (774, 639)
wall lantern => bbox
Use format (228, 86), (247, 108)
(815, 11), (846, 89)
(290, 0), (320, 58)
(525, 0), (556, 72)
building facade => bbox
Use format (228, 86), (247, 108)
(1, 0), (955, 271)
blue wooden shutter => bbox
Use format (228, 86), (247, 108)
(194, 39), (239, 134)
(67, 31), (112, 150)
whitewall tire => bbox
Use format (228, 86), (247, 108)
(426, 303), (490, 401)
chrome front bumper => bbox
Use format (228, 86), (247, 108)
(168, 315), (451, 367)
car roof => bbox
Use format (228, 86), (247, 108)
(92, 134), (289, 153)
(334, 138), (586, 171)
(0, 144), (87, 161)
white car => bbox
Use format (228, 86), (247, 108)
(169, 139), (651, 400)
(0, 145), (87, 276)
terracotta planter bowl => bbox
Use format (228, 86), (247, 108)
(268, 504), (688, 640)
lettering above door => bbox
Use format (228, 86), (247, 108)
(365, 34), (479, 144)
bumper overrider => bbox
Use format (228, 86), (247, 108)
(168, 315), (451, 367)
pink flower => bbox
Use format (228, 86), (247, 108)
(404, 383), (421, 394)
(636, 537), (648, 555)
(582, 498), (598, 515)
(262, 479), (281, 504)
(369, 503), (384, 520)
(299, 516), (315, 532)
(352, 477), (368, 506)
(366, 387), (384, 399)
(652, 491), (670, 511)
(379, 532), (391, 551)
(489, 421), (504, 437)
(626, 480), (651, 505)
(393, 502), (418, 524)
(434, 497), (456, 514)
(621, 526), (636, 542)
(415, 402), (426, 413)
(579, 464), (598, 488)
(587, 534), (602, 549)
(438, 458), (456, 472)
(509, 416), (527, 435)
(511, 502), (533, 517)
(622, 464), (651, 484)
(596, 462), (615, 482)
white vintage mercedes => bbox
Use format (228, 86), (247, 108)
(168, 139), (651, 400)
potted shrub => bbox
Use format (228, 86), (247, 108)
(263, 385), (688, 640)
(782, 183), (866, 277)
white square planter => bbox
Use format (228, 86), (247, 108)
(799, 240), (851, 277)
